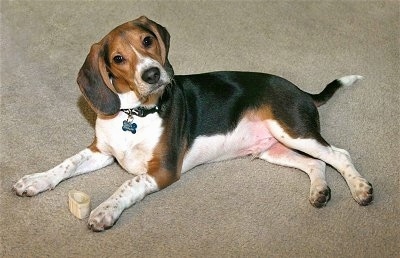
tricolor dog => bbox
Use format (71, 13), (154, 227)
(13, 16), (373, 231)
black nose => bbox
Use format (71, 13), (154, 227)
(141, 67), (160, 84)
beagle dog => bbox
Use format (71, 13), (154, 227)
(13, 16), (373, 231)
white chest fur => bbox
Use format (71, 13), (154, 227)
(95, 111), (163, 175)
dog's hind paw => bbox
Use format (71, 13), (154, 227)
(351, 179), (373, 206)
(309, 184), (331, 208)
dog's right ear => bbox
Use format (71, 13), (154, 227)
(77, 43), (120, 116)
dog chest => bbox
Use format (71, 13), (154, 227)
(95, 113), (163, 174)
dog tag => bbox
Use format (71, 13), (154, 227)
(122, 120), (137, 134)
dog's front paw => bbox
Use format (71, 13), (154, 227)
(13, 173), (55, 196)
(88, 202), (122, 232)
(309, 182), (331, 208)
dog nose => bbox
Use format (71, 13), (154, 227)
(141, 67), (161, 84)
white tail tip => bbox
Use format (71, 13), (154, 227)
(338, 75), (364, 87)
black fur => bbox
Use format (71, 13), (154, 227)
(310, 79), (344, 107)
(158, 71), (333, 149)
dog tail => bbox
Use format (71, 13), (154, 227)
(310, 75), (364, 107)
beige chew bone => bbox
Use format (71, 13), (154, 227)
(68, 190), (91, 219)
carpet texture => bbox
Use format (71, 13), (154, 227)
(1, 1), (399, 257)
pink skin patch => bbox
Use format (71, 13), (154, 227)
(238, 119), (278, 157)
(263, 141), (288, 157)
(182, 117), (278, 172)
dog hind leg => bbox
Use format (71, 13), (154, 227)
(259, 142), (330, 207)
(267, 120), (373, 206)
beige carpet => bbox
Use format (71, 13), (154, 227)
(1, 1), (399, 257)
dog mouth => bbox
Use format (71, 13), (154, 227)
(148, 79), (170, 94)
(136, 64), (171, 98)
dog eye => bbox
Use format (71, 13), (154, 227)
(142, 36), (153, 48)
(113, 55), (124, 64)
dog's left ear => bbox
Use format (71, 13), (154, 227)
(133, 16), (174, 77)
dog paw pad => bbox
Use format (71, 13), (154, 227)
(309, 186), (331, 208)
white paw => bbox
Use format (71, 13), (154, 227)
(88, 201), (122, 232)
(13, 173), (55, 196)
(350, 177), (373, 206)
(309, 182), (331, 208)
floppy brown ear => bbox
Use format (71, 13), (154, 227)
(77, 43), (121, 116)
(134, 16), (174, 77)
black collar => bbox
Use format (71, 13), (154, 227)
(120, 106), (159, 118)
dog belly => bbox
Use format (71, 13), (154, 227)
(182, 118), (277, 172)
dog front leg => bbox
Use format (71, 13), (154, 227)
(13, 148), (114, 196)
(88, 173), (159, 231)
(88, 167), (179, 231)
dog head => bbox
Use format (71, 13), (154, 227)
(77, 16), (174, 116)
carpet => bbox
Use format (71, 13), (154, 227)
(1, 1), (399, 257)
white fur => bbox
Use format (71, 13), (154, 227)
(13, 87), (164, 230)
(182, 117), (277, 172)
(258, 142), (329, 207)
(13, 37), (172, 231)
(88, 173), (158, 231)
(86, 102), (164, 230)
(266, 120), (372, 205)
(338, 75), (363, 87)
(95, 106), (163, 175)
(130, 43), (170, 96)
(12, 149), (114, 196)
(118, 91), (141, 109)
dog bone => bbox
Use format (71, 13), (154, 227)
(68, 190), (91, 219)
